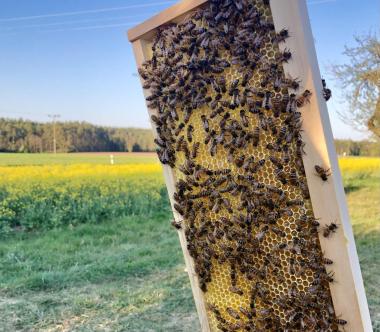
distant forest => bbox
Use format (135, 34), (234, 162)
(0, 118), (155, 153)
(0, 118), (379, 155)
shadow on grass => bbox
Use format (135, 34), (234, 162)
(353, 229), (380, 329)
(344, 183), (362, 194)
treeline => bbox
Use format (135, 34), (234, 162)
(335, 139), (380, 157)
(0, 118), (379, 155)
(0, 118), (155, 153)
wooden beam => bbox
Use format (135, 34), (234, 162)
(131, 38), (211, 332)
(127, 0), (207, 42)
(270, 1), (373, 331)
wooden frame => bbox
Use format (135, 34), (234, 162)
(128, 1), (372, 331)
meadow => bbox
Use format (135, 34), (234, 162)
(0, 153), (379, 331)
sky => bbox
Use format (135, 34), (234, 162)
(0, 0), (379, 140)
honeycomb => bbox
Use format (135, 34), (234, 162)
(138, 0), (342, 330)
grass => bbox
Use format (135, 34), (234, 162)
(344, 176), (380, 331)
(0, 154), (379, 331)
(0, 212), (200, 332)
(0, 152), (158, 166)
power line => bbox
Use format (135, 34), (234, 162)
(47, 22), (139, 33)
(0, 22), (139, 35)
(0, 14), (148, 31)
(48, 114), (61, 154)
(0, 1), (176, 23)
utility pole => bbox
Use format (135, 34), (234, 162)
(48, 114), (60, 154)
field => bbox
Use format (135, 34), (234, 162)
(0, 153), (379, 331)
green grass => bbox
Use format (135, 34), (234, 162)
(344, 175), (380, 331)
(0, 152), (158, 166)
(0, 212), (200, 332)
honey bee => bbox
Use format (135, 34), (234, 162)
(184, 108), (192, 123)
(266, 185), (283, 196)
(230, 285), (244, 296)
(174, 122), (185, 136)
(209, 139), (217, 157)
(239, 306), (254, 319)
(191, 142), (200, 158)
(150, 114), (163, 127)
(252, 126), (260, 147)
(285, 93), (297, 113)
(242, 70), (253, 87)
(220, 112), (231, 128)
(322, 78), (332, 101)
(271, 225), (286, 237)
(269, 156), (283, 169)
(154, 137), (166, 148)
(259, 115), (268, 131)
(283, 75), (300, 90)
(275, 168), (287, 184)
(258, 307), (274, 317)
(286, 199), (304, 207)
(299, 181), (310, 198)
(242, 156), (255, 171)
(296, 89), (312, 107)
(251, 159), (266, 173)
(266, 117), (278, 135)
(255, 225), (269, 241)
(186, 124), (194, 143)
(200, 114), (209, 133)
(276, 48), (292, 63)
(272, 96), (283, 117)
(323, 257), (333, 265)
(315, 165), (331, 181)
(288, 257), (297, 275)
(289, 170), (299, 186)
(204, 129), (216, 145)
(323, 222), (339, 238)
(226, 307), (241, 320)
(229, 79), (240, 96)
(308, 217), (321, 227)
(171, 219), (182, 230)
(331, 317), (347, 325)
(240, 110), (249, 127)
(208, 303), (226, 324)
(273, 28), (289, 44)
(234, 154), (245, 167)
(262, 91), (272, 110)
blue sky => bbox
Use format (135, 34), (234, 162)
(0, 0), (378, 140)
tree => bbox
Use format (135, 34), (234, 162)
(332, 33), (380, 138)
(0, 118), (155, 153)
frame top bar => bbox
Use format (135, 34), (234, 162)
(127, 0), (207, 42)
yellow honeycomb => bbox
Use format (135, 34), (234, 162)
(140, 1), (339, 331)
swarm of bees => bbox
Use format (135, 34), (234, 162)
(138, 0), (344, 330)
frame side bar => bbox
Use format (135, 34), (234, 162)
(131, 39), (211, 332)
(270, 0), (372, 331)
(128, 0), (208, 42)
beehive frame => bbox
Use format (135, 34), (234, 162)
(128, 1), (372, 331)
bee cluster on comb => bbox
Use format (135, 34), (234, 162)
(138, 0), (345, 330)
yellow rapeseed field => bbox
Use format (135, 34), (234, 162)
(0, 163), (165, 233)
(0, 163), (162, 182)
(339, 157), (380, 174)
(0, 157), (379, 234)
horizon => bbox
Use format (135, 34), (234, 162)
(0, 0), (379, 140)
(0, 116), (375, 143)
